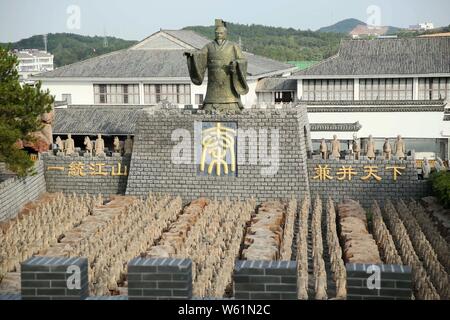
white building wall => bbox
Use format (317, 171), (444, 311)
(242, 80), (258, 108)
(413, 77), (419, 100)
(296, 79), (303, 100)
(190, 83), (207, 108)
(354, 78), (360, 100)
(41, 81), (94, 105)
(40, 76), (285, 108)
(308, 111), (446, 140)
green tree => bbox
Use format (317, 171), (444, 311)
(0, 46), (53, 176)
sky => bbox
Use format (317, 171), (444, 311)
(1, 0), (449, 42)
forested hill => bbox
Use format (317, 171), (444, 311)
(1, 33), (137, 67)
(184, 23), (347, 62)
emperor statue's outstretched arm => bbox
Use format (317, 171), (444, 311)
(185, 46), (208, 85)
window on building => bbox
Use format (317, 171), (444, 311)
(359, 78), (413, 100)
(302, 79), (354, 101)
(418, 78), (450, 100)
(274, 91), (294, 103)
(94, 84), (139, 104)
(195, 94), (204, 105)
(62, 94), (72, 105)
(143, 84), (191, 104)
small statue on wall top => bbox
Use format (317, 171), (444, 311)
(383, 138), (392, 160)
(422, 157), (431, 179)
(394, 135), (406, 159)
(124, 135), (133, 155)
(320, 138), (328, 160)
(84, 136), (93, 154)
(435, 157), (446, 172)
(365, 135), (376, 160)
(331, 135), (340, 159)
(113, 136), (122, 154)
(64, 134), (75, 156)
(55, 136), (64, 152)
(95, 134), (105, 156)
(352, 136), (361, 160)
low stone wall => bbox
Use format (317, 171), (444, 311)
(307, 158), (430, 208)
(346, 263), (413, 300)
(233, 260), (298, 300)
(0, 161), (46, 222)
(42, 153), (130, 197)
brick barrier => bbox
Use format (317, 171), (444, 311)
(233, 260), (298, 300)
(21, 256), (89, 300)
(128, 257), (192, 300)
(307, 158), (430, 209)
(42, 153), (130, 196)
(346, 263), (413, 300)
(0, 161), (46, 222)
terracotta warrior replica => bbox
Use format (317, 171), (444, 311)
(422, 157), (431, 179)
(64, 134), (75, 155)
(365, 135), (376, 160)
(55, 136), (64, 152)
(394, 135), (406, 159)
(184, 19), (249, 113)
(124, 135), (133, 155)
(435, 157), (446, 172)
(84, 136), (93, 154)
(352, 136), (361, 160)
(331, 135), (341, 159)
(320, 138), (328, 160)
(95, 134), (105, 156)
(113, 136), (122, 154)
(383, 138), (392, 160)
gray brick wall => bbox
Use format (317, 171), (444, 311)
(0, 161), (46, 222)
(21, 256), (89, 300)
(346, 263), (413, 300)
(128, 257), (192, 300)
(307, 158), (430, 208)
(233, 260), (298, 300)
(126, 106), (311, 202)
(42, 153), (130, 196)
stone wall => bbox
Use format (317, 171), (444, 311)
(0, 161), (46, 222)
(346, 263), (413, 300)
(234, 260), (298, 300)
(128, 257), (192, 300)
(21, 256), (89, 300)
(126, 106), (311, 202)
(307, 158), (430, 208)
(42, 153), (130, 197)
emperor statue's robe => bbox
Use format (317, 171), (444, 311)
(186, 40), (249, 111)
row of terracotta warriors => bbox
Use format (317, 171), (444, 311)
(53, 134), (133, 156)
(383, 200), (441, 299)
(319, 135), (407, 160)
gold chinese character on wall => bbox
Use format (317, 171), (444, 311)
(68, 162), (86, 177)
(386, 166), (406, 181)
(111, 163), (128, 176)
(313, 165), (333, 181)
(89, 163), (108, 176)
(361, 165), (382, 181)
(336, 166), (358, 181)
(200, 122), (237, 176)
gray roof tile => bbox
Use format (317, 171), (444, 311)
(256, 78), (296, 91)
(53, 106), (144, 135)
(36, 30), (293, 79)
(293, 37), (450, 76)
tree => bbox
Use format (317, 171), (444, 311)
(0, 46), (53, 176)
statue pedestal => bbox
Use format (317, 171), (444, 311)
(126, 105), (311, 202)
